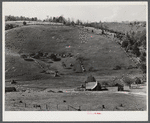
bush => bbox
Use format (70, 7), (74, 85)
(5, 24), (14, 30)
(113, 65), (121, 70)
(23, 21), (27, 25)
(50, 54), (56, 60)
(131, 43), (141, 57)
(20, 54), (27, 59)
(135, 77), (141, 84)
(140, 64), (146, 73)
(123, 77), (134, 88)
(140, 54), (146, 62)
(143, 52), (146, 57)
(121, 41), (128, 48)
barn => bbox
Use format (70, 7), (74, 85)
(85, 81), (101, 91)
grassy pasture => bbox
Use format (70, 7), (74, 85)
(103, 22), (146, 34)
(5, 25), (142, 85)
(5, 91), (146, 111)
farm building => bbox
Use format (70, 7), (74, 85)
(85, 81), (101, 91)
(84, 75), (101, 91)
(5, 87), (17, 92)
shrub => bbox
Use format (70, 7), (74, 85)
(132, 44), (141, 57)
(50, 54), (56, 60)
(23, 21), (27, 25)
(126, 44), (132, 52)
(20, 54), (27, 59)
(121, 41), (128, 48)
(135, 77), (141, 84)
(140, 64), (146, 73)
(123, 77), (134, 88)
(113, 65), (121, 70)
(143, 52), (146, 57)
(140, 54), (146, 62)
(5, 24), (14, 30)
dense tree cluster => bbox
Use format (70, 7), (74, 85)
(5, 15), (38, 21)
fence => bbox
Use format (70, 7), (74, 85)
(9, 100), (144, 111)
(12, 101), (83, 111)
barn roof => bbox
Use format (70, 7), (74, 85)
(85, 81), (97, 90)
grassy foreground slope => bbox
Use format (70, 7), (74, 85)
(5, 25), (141, 86)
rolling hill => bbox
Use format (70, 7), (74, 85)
(5, 24), (142, 88)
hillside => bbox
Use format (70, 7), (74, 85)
(5, 25), (142, 89)
(102, 22), (146, 34)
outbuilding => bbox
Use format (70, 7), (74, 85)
(85, 81), (101, 91)
(5, 87), (17, 92)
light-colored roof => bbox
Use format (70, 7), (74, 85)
(86, 81), (97, 90)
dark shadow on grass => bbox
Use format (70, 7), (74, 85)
(100, 89), (108, 91)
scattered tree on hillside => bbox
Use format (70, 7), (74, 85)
(142, 40), (146, 49)
(121, 40), (128, 48)
(23, 21), (26, 25)
(140, 64), (146, 74)
(132, 43), (141, 57)
(123, 77), (134, 88)
(71, 21), (75, 26)
(140, 52), (146, 62)
(49, 17), (53, 22)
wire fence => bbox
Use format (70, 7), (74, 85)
(9, 100), (145, 111)
(12, 101), (83, 111)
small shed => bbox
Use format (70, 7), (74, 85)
(5, 87), (17, 92)
(118, 84), (124, 91)
(107, 87), (118, 92)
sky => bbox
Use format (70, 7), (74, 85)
(3, 2), (147, 22)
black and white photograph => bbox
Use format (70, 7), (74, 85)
(3, 1), (148, 121)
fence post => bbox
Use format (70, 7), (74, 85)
(25, 103), (26, 108)
(78, 106), (81, 111)
(57, 104), (58, 110)
(102, 105), (105, 111)
(68, 105), (69, 111)
(46, 104), (48, 110)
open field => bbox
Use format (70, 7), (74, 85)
(5, 90), (146, 111)
(5, 24), (146, 111)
